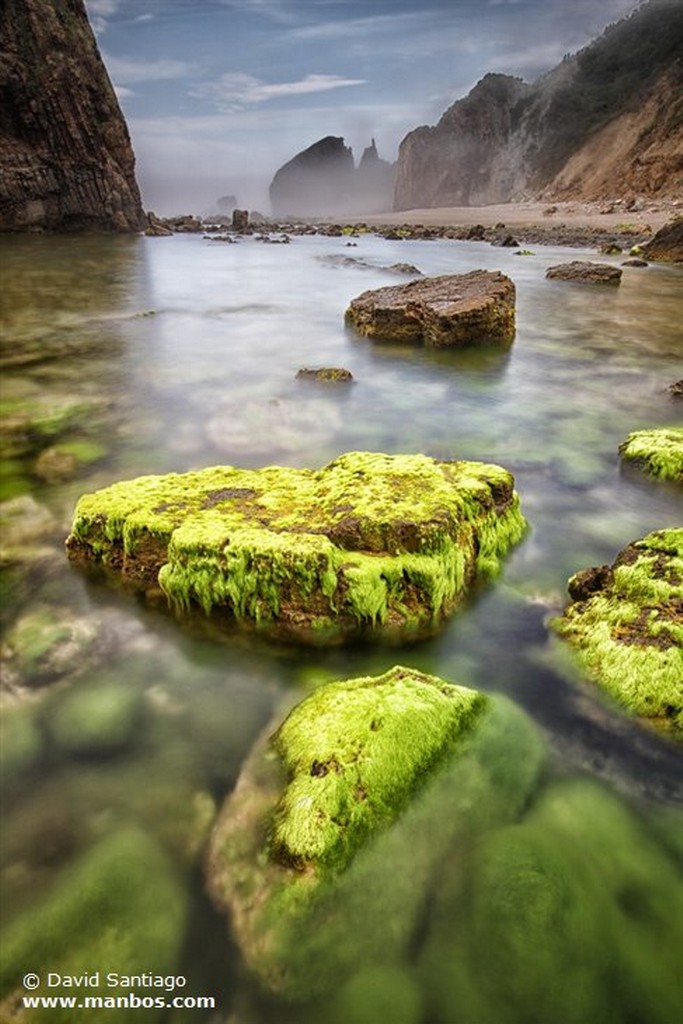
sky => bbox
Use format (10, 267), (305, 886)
(84, 0), (643, 215)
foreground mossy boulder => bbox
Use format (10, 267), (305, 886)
(418, 778), (683, 1024)
(619, 426), (683, 482)
(551, 529), (682, 733)
(66, 451), (526, 644)
(206, 666), (546, 998)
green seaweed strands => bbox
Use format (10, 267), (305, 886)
(551, 529), (683, 733)
(619, 426), (683, 482)
(269, 666), (488, 872)
(66, 452), (527, 644)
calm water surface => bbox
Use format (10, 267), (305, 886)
(1, 231), (682, 1023)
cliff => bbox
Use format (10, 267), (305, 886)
(0, 0), (145, 232)
(270, 136), (395, 218)
(394, 0), (683, 210)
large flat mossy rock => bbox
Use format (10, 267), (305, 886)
(551, 529), (683, 733)
(205, 666), (545, 998)
(619, 427), (683, 483)
(66, 451), (527, 644)
(344, 271), (515, 346)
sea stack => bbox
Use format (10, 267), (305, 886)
(0, 0), (145, 232)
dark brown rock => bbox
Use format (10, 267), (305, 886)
(669, 380), (683, 398)
(232, 209), (249, 231)
(642, 218), (683, 262)
(0, 0), (144, 233)
(345, 271), (516, 347)
(545, 261), (622, 284)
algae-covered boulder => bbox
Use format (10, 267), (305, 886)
(0, 827), (186, 1023)
(345, 271), (515, 347)
(619, 426), (683, 482)
(66, 451), (526, 644)
(49, 680), (144, 757)
(418, 778), (683, 1024)
(551, 529), (683, 732)
(206, 666), (545, 998)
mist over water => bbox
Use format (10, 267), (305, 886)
(1, 230), (682, 1022)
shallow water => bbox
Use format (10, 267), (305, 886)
(1, 230), (682, 1023)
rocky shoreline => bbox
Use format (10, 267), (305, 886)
(147, 201), (682, 255)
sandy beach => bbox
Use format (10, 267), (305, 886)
(358, 200), (677, 232)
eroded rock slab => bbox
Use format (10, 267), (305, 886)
(66, 451), (526, 644)
(619, 427), (683, 483)
(551, 529), (683, 733)
(345, 271), (515, 347)
(205, 666), (545, 998)
(545, 261), (622, 284)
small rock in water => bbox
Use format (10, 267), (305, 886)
(296, 367), (354, 382)
(545, 261), (622, 284)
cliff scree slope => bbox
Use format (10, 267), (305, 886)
(0, 0), (145, 232)
(394, 0), (683, 209)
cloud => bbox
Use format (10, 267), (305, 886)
(85, 0), (121, 34)
(193, 72), (366, 112)
(113, 84), (135, 100)
(103, 54), (194, 84)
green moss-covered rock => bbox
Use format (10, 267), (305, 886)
(0, 827), (186, 1023)
(49, 681), (144, 757)
(0, 708), (43, 785)
(4, 606), (97, 686)
(34, 439), (108, 484)
(66, 451), (526, 644)
(206, 667), (545, 998)
(550, 529), (683, 732)
(619, 426), (683, 482)
(269, 666), (487, 872)
(418, 778), (683, 1024)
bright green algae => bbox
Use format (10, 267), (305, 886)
(206, 666), (545, 999)
(619, 426), (683, 482)
(66, 451), (527, 643)
(551, 528), (683, 732)
(270, 666), (487, 871)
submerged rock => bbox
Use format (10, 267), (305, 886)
(669, 380), (683, 399)
(545, 261), (622, 284)
(345, 271), (516, 347)
(49, 680), (144, 757)
(551, 529), (683, 733)
(296, 367), (354, 382)
(66, 451), (527, 644)
(206, 666), (545, 997)
(419, 778), (683, 1024)
(3, 606), (98, 687)
(619, 426), (683, 482)
(0, 828), (186, 1023)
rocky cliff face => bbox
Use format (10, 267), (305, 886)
(0, 0), (145, 232)
(394, 0), (683, 210)
(270, 136), (395, 217)
(270, 137), (355, 218)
